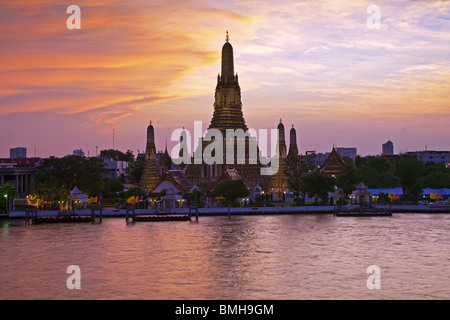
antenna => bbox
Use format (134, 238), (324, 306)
(113, 128), (115, 149)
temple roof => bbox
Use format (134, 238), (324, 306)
(320, 147), (346, 176)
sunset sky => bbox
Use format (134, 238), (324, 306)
(1, 0), (449, 159)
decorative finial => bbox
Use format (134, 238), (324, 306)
(150, 120), (152, 125)
(226, 30), (229, 42)
(280, 116), (282, 123)
(292, 122), (294, 128)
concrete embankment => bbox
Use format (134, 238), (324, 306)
(2, 204), (449, 220)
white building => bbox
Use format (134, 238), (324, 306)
(102, 158), (129, 179)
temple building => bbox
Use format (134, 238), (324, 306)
(320, 147), (347, 177)
(139, 121), (160, 192)
(184, 32), (270, 192)
(268, 118), (289, 200)
(287, 123), (299, 161)
(140, 33), (307, 202)
(157, 141), (173, 176)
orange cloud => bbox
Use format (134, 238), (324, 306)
(0, 0), (256, 133)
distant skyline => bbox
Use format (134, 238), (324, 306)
(1, 0), (449, 158)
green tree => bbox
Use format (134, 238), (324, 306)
(129, 155), (144, 184)
(302, 171), (336, 204)
(100, 149), (134, 162)
(34, 155), (106, 200)
(0, 183), (18, 211)
(337, 156), (400, 194)
(285, 155), (312, 198)
(396, 155), (425, 202)
(182, 190), (203, 207)
(421, 162), (450, 188)
(213, 179), (250, 203)
(103, 178), (125, 194)
(124, 186), (146, 199)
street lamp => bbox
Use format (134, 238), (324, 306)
(4, 194), (8, 214)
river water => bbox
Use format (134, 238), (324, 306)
(0, 213), (449, 300)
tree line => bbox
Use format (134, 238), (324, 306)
(286, 154), (450, 204)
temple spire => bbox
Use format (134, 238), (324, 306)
(221, 32), (234, 78)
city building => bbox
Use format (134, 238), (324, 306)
(10, 147), (26, 159)
(382, 140), (394, 156)
(102, 158), (129, 180)
(73, 149), (85, 157)
(336, 147), (357, 162)
(0, 158), (40, 197)
(407, 150), (450, 164)
(305, 151), (330, 167)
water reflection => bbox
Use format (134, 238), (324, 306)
(0, 214), (449, 299)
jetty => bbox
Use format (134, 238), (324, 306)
(32, 215), (94, 224)
(131, 214), (191, 222)
(23, 207), (103, 224)
(125, 207), (191, 222)
(334, 207), (392, 217)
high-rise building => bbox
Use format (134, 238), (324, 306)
(407, 150), (450, 164)
(382, 140), (394, 155)
(73, 149), (85, 157)
(10, 147), (26, 159)
(336, 147), (357, 162)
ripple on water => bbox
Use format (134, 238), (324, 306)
(0, 214), (449, 299)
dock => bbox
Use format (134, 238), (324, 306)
(32, 215), (94, 224)
(334, 209), (392, 217)
(131, 214), (191, 222)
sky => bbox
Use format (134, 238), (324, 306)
(1, 0), (449, 159)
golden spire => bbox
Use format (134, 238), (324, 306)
(226, 30), (229, 42)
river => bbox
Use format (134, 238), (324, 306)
(1, 213), (449, 300)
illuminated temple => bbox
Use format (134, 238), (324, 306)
(139, 121), (160, 193)
(183, 32), (270, 192)
(141, 33), (303, 200)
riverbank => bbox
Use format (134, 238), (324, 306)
(2, 204), (449, 220)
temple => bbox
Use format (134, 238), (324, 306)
(184, 32), (269, 192)
(139, 121), (160, 192)
(144, 33), (307, 203)
(268, 118), (289, 200)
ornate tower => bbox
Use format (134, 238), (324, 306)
(140, 121), (160, 192)
(268, 118), (289, 199)
(184, 32), (269, 191)
(159, 140), (172, 176)
(209, 31), (247, 131)
(287, 123), (298, 160)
